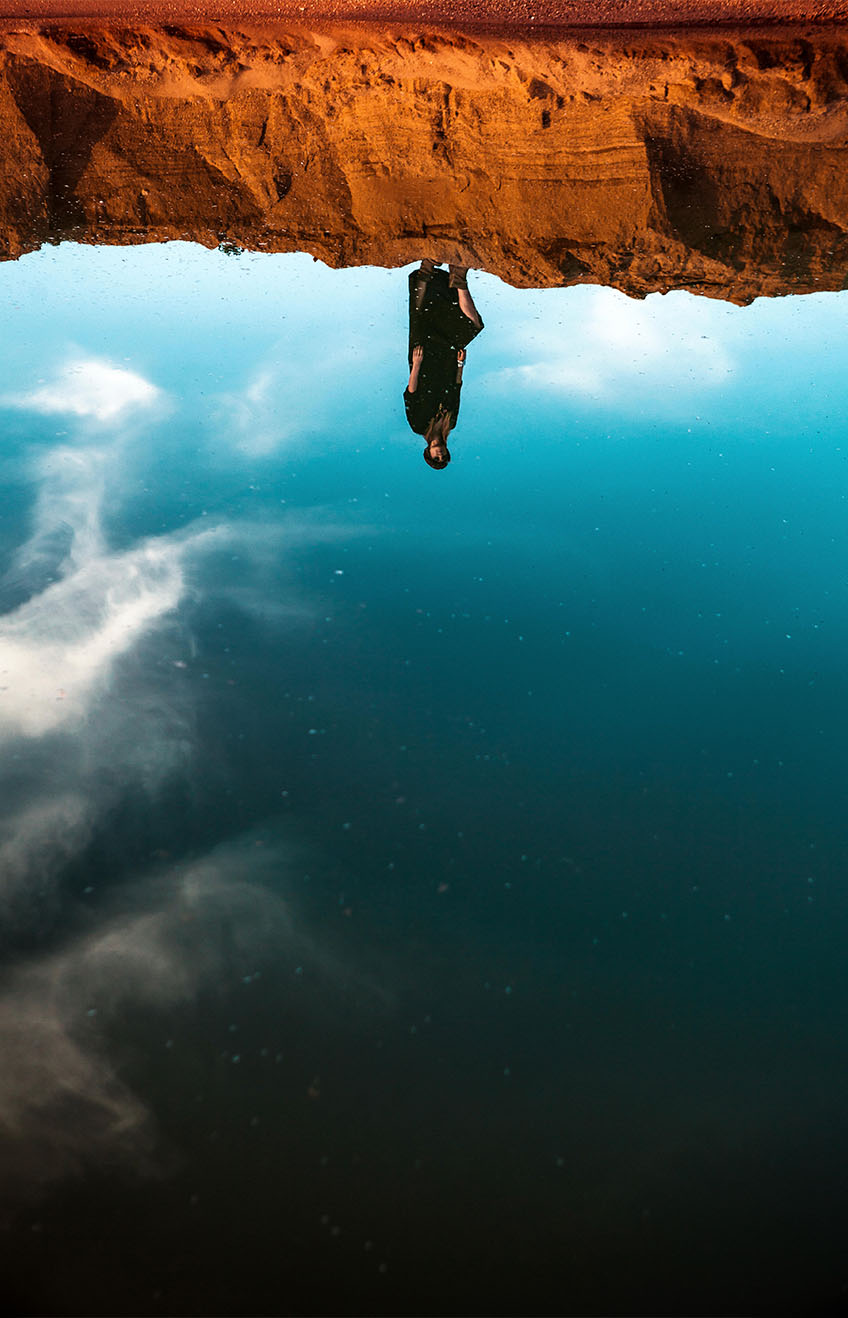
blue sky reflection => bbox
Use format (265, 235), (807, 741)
(2, 242), (848, 1314)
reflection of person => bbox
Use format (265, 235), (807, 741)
(404, 260), (484, 469)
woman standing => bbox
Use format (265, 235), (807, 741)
(404, 260), (484, 469)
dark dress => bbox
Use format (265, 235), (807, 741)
(403, 268), (484, 436)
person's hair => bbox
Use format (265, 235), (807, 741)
(423, 410), (452, 469)
(423, 445), (451, 470)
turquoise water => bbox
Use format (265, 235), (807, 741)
(2, 243), (848, 1315)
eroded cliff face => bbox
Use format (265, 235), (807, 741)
(1, 23), (848, 300)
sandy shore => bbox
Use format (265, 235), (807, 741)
(0, 1), (847, 26)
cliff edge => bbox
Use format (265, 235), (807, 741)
(1, 23), (848, 300)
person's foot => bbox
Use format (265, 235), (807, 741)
(448, 264), (469, 289)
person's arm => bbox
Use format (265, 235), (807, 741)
(456, 348), (466, 385)
(407, 344), (424, 393)
(457, 288), (482, 329)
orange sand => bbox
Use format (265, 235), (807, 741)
(0, 1), (847, 27)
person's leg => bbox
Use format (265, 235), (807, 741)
(413, 259), (438, 311)
(449, 265), (482, 327)
(457, 286), (482, 329)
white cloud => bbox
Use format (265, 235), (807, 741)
(0, 387), (200, 924)
(0, 450), (224, 740)
(221, 363), (304, 457)
(0, 846), (294, 1196)
(0, 394), (358, 745)
(7, 358), (160, 422)
(0, 336), (388, 1198)
(0, 527), (224, 739)
(215, 331), (391, 459)
(0, 831), (393, 1199)
(492, 288), (733, 405)
(0, 794), (94, 909)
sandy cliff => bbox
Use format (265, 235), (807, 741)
(1, 23), (848, 300)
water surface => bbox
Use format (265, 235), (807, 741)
(1, 242), (848, 1315)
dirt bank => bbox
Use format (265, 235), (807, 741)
(1, 22), (847, 300)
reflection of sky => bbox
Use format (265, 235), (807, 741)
(5, 241), (848, 684)
(3, 242), (848, 1315)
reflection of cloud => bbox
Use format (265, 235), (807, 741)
(0, 364), (196, 924)
(0, 525), (216, 739)
(0, 354), (386, 1200)
(0, 794), (93, 912)
(1, 541), (175, 738)
(0, 411), (204, 963)
(216, 336), (388, 459)
(0, 844), (293, 1198)
(222, 363), (300, 457)
(7, 359), (161, 422)
(218, 357), (329, 458)
(23, 446), (109, 568)
(495, 289), (733, 403)
(0, 429), (224, 740)
(0, 373), (194, 933)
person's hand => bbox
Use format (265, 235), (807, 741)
(412, 345), (424, 366)
(457, 349), (466, 366)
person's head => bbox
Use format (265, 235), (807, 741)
(423, 411), (452, 470)
(423, 443), (451, 469)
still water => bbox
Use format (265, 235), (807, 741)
(1, 238), (848, 1314)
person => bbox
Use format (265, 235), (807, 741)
(404, 260), (484, 469)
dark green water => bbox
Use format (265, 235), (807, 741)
(1, 245), (848, 1315)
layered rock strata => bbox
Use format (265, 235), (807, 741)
(1, 23), (848, 300)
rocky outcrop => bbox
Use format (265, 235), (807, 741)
(1, 22), (848, 300)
